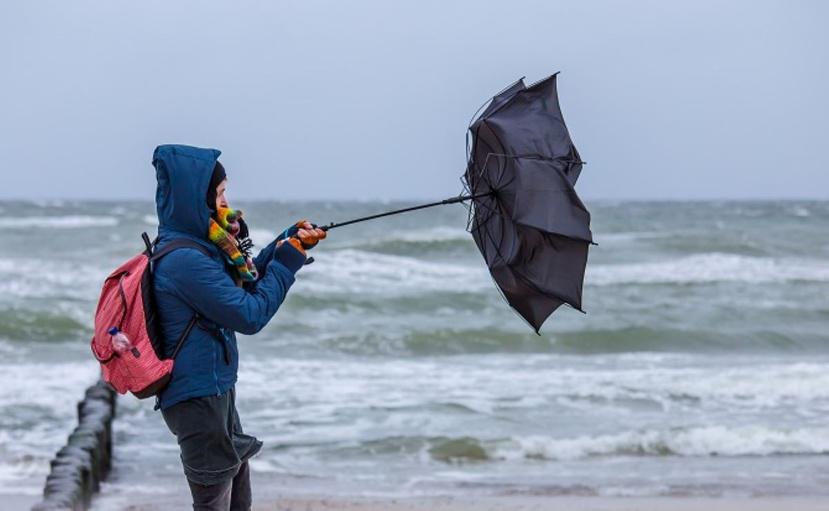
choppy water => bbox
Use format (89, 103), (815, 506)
(2, 199), (829, 504)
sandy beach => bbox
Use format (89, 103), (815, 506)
(253, 496), (829, 511)
(89, 472), (829, 511)
(98, 494), (829, 511)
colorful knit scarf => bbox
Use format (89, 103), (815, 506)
(208, 206), (258, 282)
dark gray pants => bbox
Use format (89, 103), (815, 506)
(186, 460), (251, 511)
(162, 386), (262, 511)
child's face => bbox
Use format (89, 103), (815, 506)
(215, 179), (228, 211)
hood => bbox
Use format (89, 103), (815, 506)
(153, 144), (221, 240)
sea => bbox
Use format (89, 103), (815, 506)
(2, 199), (829, 507)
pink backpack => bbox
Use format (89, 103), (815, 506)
(90, 233), (210, 398)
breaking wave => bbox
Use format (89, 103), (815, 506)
(326, 425), (829, 464)
(299, 249), (490, 295)
(0, 309), (90, 342)
(589, 253), (829, 285)
(495, 426), (829, 460)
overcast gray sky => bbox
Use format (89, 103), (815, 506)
(1, 1), (826, 200)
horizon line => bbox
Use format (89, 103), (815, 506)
(1, 196), (828, 203)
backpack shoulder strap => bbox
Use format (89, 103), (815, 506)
(140, 233), (213, 363)
(171, 312), (201, 360)
(143, 233), (212, 262)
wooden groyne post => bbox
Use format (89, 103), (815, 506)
(31, 379), (116, 511)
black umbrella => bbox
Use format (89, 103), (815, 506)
(303, 73), (593, 333)
(462, 73), (593, 332)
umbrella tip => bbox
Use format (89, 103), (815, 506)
(570, 304), (588, 315)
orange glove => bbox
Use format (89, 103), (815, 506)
(295, 219), (327, 250)
(275, 220), (326, 263)
(282, 237), (306, 257)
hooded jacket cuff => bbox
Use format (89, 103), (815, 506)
(273, 242), (306, 274)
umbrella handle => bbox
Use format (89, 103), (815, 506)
(287, 223), (321, 265)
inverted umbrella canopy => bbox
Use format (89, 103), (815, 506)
(307, 72), (592, 333)
(468, 74), (583, 186)
(463, 73), (593, 333)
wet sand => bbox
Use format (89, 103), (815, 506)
(250, 496), (828, 511)
(86, 470), (829, 511)
(92, 493), (829, 511)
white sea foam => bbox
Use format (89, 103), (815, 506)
(0, 258), (107, 300)
(647, 362), (829, 408)
(382, 226), (470, 243)
(0, 215), (118, 229)
(588, 253), (829, 285)
(0, 452), (45, 490)
(238, 356), (829, 445)
(0, 361), (98, 492)
(496, 425), (829, 460)
(298, 249), (491, 295)
(599, 486), (673, 497)
(255, 225), (468, 249)
(790, 206), (810, 217)
(597, 231), (668, 243)
(536, 361), (829, 415)
(0, 361), (98, 411)
(319, 226), (471, 251)
(248, 228), (275, 248)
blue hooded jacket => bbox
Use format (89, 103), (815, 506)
(151, 144), (305, 410)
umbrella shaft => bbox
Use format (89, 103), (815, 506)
(320, 192), (492, 231)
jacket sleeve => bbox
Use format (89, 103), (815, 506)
(162, 245), (304, 335)
(252, 238), (278, 277)
(253, 223), (302, 276)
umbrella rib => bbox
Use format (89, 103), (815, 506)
(467, 195), (502, 236)
(467, 76), (527, 128)
(478, 153), (595, 243)
(468, 154), (595, 245)
(478, 215), (586, 315)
